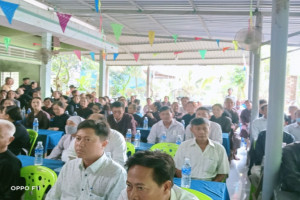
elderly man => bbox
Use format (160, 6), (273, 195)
(185, 107), (222, 144)
(46, 120), (127, 199)
(174, 118), (229, 182)
(1, 77), (14, 92)
(284, 109), (300, 141)
(118, 151), (197, 200)
(0, 119), (24, 200)
(147, 106), (185, 144)
(107, 101), (136, 138)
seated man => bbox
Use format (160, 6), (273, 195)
(107, 101), (136, 138)
(284, 109), (300, 141)
(147, 106), (185, 144)
(67, 114), (127, 166)
(118, 151), (197, 200)
(251, 104), (268, 141)
(46, 120), (127, 199)
(280, 142), (300, 194)
(181, 101), (196, 128)
(0, 119), (24, 199)
(185, 107), (222, 144)
(174, 118), (229, 182)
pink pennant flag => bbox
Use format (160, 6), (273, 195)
(195, 37), (202, 40)
(56, 12), (72, 33)
(222, 47), (230, 52)
(33, 43), (41, 46)
(174, 51), (183, 55)
(133, 53), (139, 62)
(74, 50), (81, 60)
(99, 14), (103, 33)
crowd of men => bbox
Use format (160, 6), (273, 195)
(1, 77), (300, 199)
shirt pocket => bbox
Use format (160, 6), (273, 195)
(89, 193), (105, 200)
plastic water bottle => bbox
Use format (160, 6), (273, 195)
(181, 158), (191, 188)
(27, 108), (31, 114)
(143, 117), (148, 129)
(135, 130), (141, 147)
(33, 118), (39, 132)
(160, 132), (167, 143)
(65, 110), (69, 115)
(73, 111), (77, 116)
(181, 120), (185, 128)
(34, 141), (44, 165)
(126, 129), (132, 142)
(176, 134), (182, 145)
(21, 107), (26, 120)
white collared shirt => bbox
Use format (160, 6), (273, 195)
(284, 122), (300, 141)
(251, 117), (267, 141)
(46, 153), (127, 200)
(174, 139), (229, 181)
(147, 119), (185, 144)
(117, 185), (197, 200)
(47, 134), (75, 162)
(185, 121), (223, 144)
(66, 129), (127, 166)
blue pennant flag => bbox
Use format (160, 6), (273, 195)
(95, 0), (99, 12)
(0, 0), (19, 24)
(90, 52), (95, 61)
(113, 53), (119, 61)
(216, 39), (220, 47)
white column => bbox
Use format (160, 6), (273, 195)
(248, 52), (254, 100)
(40, 32), (52, 99)
(146, 66), (151, 97)
(99, 51), (106, 97)
(262, 0), (290, 199)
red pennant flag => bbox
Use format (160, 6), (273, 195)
(74, 50), (81, 60)
(223, 47), (230, 52)
(33, 43), (41, 46)
(133, 53), (139, 62)
(174, 51), (183, 55)
(195, 37), (202, 40)
(99, 14), (103, 33)
(56, 12), (72, 33)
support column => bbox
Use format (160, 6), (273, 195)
(99, 51), (106, 97)
(248, 52), (254, 100)
(146, 66), (151, 97)
(40, 32), (52, 99)
(263, 0), (290, 199)
(105, 65), (109, 96)
(250, 12), (262, 141)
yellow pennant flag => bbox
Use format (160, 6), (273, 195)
(232, 40), (239, 51)
(148, 31), (155, 46)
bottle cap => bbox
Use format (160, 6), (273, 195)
(38, 141), (42, 145)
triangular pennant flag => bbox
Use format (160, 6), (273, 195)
(95, 0), (99, 12)
(148, 31), (155, 46)
(195, 37), (202, 40)
(174, 51), (183, 55)
(0, 1), (19, 24)
(56, 12), (72, 33)
(90, 52), (95, 61)
(98, 0), (101, 10)
(74, 50), (81, 60)
(216, 39), (220, 47)
(111, 23), (124, 41)
(4, 37), (10, 51)
(153, 53), (158, 57)
(172, 34), (178, 43)
(223, 47), (230, 52)
(99, 14), (103, 33)
(33, 43), (41, 46)
(113, 53), (119, 61)
(102, 52), (106, 60)
(232, 40), (239, 51)
(133, 53), (139, 62)
(199, 50), (207, 59)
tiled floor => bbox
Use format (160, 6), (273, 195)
(226, 145), (251, 200)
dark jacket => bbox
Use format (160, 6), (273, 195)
(107, 113), (136, 138)
(8, 121), (31, 155)
(49, 113), (70, 132)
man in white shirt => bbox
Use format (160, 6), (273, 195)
(251, 104), (268, 141)
(147, 106), (185, 144)
(46, 120), (126, 200)
(225, 88), (236, 105)
(174, 118), (229, 182)
(118, 151), (197, 200)
(284, 109), (300, 141)
(185, 107), (222, 144)
(67, 114), (127, 166)
(179, 97), (189, 115)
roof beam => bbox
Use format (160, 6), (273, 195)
(106, 56), (245, 61)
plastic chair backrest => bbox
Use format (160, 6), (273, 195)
(27, 129), (38, 155)
(126, 142), (136, 157)
(181, 187), (213, 200)
(20, 165), (57, 200)
(150, 143), (178, 157)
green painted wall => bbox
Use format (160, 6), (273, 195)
(0, 59), (40, 86)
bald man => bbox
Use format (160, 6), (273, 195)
(0, 119), (24, 199)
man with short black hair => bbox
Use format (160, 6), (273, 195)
(147, 106), (184, 144)
(19, 77), (31, 94)
(181, 101), (196, 128)
(252, 104), (268, 141)
(107, 101), (136, 138)
(118, 151), (197, 200)
(284, 109), (300, 141)
(174, 118), (229, 182)
(46, 120), (127, 199)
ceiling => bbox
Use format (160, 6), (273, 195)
(4, 0), (300, 66)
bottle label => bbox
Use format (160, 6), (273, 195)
(182, 167), (191, 175)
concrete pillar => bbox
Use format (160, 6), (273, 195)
(40, 32), (52, 99)
(146, 66), (151, 97)
(262, 0), (290, 199)
(248, 52), (254, 100)
(99, 51), (106, 97)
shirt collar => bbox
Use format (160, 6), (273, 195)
(78, 153), (107, 174)
(159, 119), (176, 128)
(190, 138), (215, 148)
